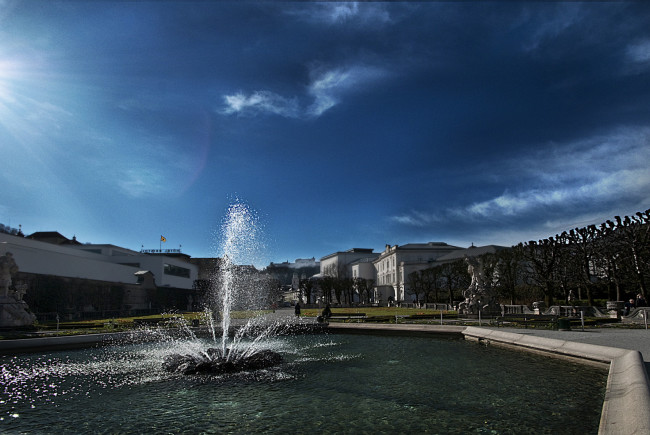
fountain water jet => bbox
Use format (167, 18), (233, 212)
(163, 201), (283, 375)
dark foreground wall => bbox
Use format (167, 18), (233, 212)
(16, 272), (199, 321)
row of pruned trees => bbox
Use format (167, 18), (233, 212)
(297, 275), (375, 305)
(295, 263), (376, 306)
(406, 209), (649, 307)
(514, 210), (649, 305)
(406, 261), (470, 305)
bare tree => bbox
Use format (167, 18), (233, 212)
(607, 211), (650, 297)
(439, 259), (468, 305)
(406, 271), (424, 304)
(564, 225), (601, 305)
(299, 278), (315, 304)
(421, 267), (443, 303)
(493, 248), (524, 305)
(354, 278), (374, 305)
(320, 275), (334, 304)
(519, 237), (560, 306)
(596, 222), (624, 301)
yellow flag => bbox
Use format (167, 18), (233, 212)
(161, 235), (166, 242)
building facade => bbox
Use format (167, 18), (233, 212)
(316, 248), (379, 304)
(320, 248), (378, 278)
(0, 232), (198, 295)
(373, 242), (463, 304)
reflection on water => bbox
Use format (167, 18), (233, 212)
(1, 334), (606, 434)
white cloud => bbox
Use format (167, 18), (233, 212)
(221, 91), (299, 118)
(306, 68), (351, 117)
(519, 4), (584, 52)
(221, 64), (387, 119)
(467, 130), (650, 218)
(329, 3), (359, 23)
(285, 3), (391, 26)
(117, 167), (167, 198)
(391, 127), (650, 226)
(390, 211), (442, 227)
(626, 40), (650, 64)
(467, 187), (584, 218)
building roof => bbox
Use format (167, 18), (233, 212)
(350, 257), (380, 265)
(27, 231), (82, 245)
(396, 242), (462, 250)
(374, 242), (463, 261)
(435, 245), (510, 262)
(320, 248), (375, 261)
(134, 270), (154, 276)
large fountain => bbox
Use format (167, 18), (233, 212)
(162, 202), (284, 375)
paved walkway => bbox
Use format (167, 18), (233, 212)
(497, 326), (650, 363)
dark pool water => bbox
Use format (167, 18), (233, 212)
(0, 334), (606, 434)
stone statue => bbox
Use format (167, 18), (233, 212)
(458, 255), (500, 316)
(0, 252), (18, 297)
(466, 256), (484, 294)
(0, 253), (36, 327)
(13, 283), (28, 301)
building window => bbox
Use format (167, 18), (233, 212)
(164, 263), (190, 278)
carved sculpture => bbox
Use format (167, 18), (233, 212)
(0, 252), (18, 297)
(458, 255), (500, 316)
(0, 253), (36, 327)
(163, 347), (283, 375)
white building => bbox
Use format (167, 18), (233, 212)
(0, 232), (198, 289)
(350, 257), (378, 304)
(373, 242), (463, 304)
(320, 248), (379, 279)
(351, 257), (377, 282)
(316, 249), (379, 304)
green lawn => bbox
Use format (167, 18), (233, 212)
(29, 307), (451, 332)
(10, 310), (272, 338)
(300, 306), (452, 317)
(0, 306), (632, 340)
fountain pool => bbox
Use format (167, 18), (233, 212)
(1, 333), (606, 434)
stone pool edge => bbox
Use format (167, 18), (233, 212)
(0, 331), (135, 353)
(327, 323), (650, 435)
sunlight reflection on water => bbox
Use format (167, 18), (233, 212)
(1, 334), (606, 434)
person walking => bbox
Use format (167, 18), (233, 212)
(322, 303), (332, 320)
(294, 302), (301, 317)
(624, 298), (635, 316)
(636, 294), (646, 308)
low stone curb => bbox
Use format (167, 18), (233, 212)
(0, 332), (134, 354)
(326, 322), (466, 335)
(462, 326), (629, 363)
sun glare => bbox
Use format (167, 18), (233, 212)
(0, 63), (11, 101)
(0, 58), (22, 112)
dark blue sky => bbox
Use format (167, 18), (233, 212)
(1, 2), (649, 266)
